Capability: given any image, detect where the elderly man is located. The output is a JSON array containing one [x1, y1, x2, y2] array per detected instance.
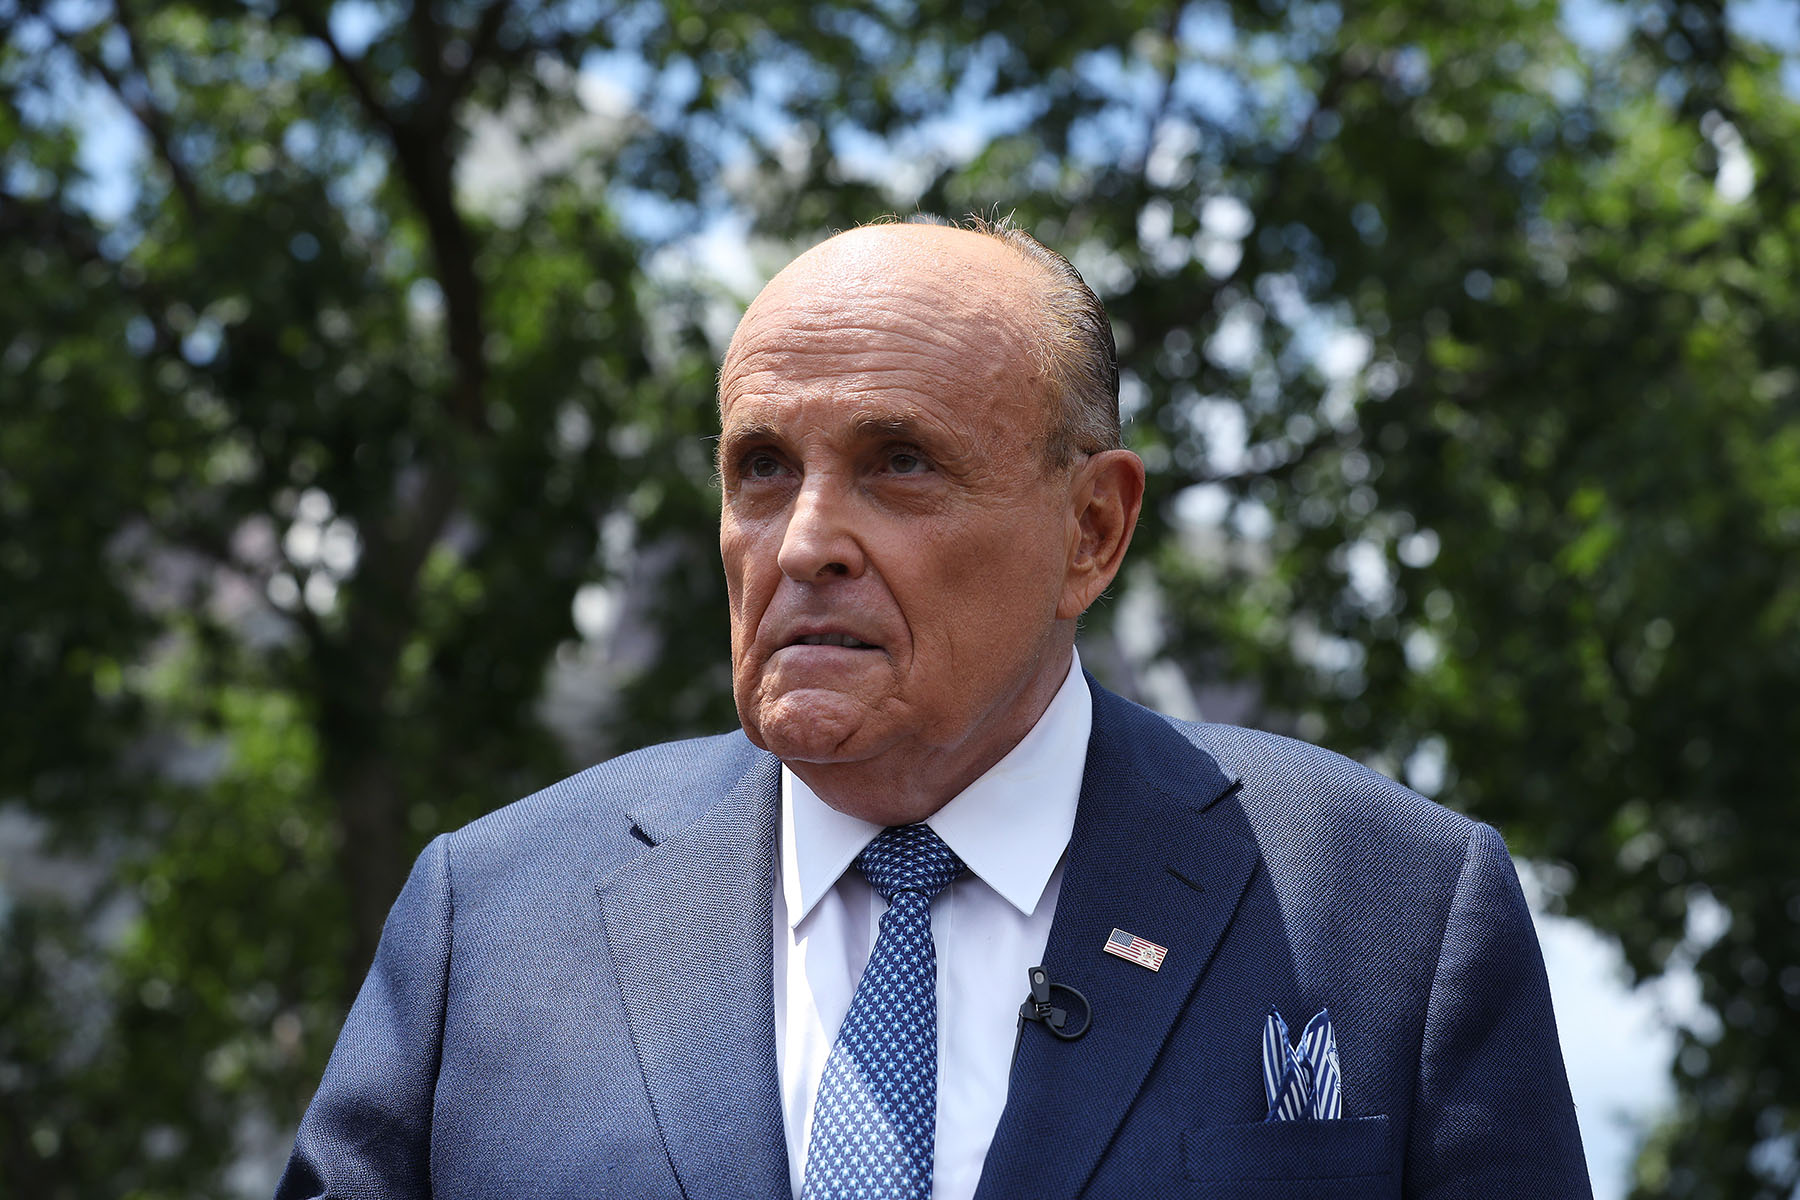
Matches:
[[279, 219, 1590, 1199]]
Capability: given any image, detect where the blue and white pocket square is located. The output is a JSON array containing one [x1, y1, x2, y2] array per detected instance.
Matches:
[[1262, 1006, 1343, 1121]]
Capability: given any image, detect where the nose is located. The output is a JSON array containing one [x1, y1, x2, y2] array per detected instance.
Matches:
[[776, 475, 865, 582]]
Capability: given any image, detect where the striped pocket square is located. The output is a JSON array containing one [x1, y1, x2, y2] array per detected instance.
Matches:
[[1262, 1007, 1343, 1121]]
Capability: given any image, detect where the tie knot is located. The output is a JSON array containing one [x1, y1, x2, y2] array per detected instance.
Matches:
[[856, 824, 964, 904]]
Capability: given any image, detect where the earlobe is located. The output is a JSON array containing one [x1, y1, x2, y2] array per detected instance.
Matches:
[[1057, 450, 1147, 620]]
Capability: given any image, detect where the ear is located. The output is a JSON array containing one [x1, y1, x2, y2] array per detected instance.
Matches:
[[1057, 449, 1146, 620]]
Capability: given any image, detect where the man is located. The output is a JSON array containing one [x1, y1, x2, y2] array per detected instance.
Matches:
[[279, 218, 1590, 1199]]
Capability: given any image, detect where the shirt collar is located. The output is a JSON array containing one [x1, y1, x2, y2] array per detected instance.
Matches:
[[780, 648, 1091, 926]]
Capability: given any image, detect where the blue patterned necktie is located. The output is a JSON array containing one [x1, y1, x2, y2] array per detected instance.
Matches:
[[802, 824, 965, 1200]]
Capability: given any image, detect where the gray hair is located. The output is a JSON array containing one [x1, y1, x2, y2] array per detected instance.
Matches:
[[904, 212, 1121, 467]]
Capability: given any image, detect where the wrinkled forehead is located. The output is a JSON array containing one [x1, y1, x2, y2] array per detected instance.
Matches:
[[720, 225, 1049, 405], [726, 286, 1001, 381]]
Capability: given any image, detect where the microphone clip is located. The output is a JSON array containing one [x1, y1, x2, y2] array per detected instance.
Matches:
[[1017, 964, 1092, 1042]]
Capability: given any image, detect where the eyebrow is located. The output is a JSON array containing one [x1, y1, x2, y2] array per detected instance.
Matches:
[[715, 419, 780, 468], [717, 411, 936, 458], [846, 412, 933, 444]]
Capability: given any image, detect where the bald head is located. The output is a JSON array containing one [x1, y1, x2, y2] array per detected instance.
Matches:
[[737, 221, 1031, 313], [722, 218, 1120, 468]]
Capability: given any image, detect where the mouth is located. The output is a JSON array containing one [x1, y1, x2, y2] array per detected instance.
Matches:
[[790, 633, 878, 649]]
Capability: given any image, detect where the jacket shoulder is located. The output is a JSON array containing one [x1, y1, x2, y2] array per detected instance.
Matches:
[[1168, 716, 1484, 876], [439, 729, 766, 891]]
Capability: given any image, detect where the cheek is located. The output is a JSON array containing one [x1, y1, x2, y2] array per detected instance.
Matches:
[[958, 511, 1065, 594], [719, 527, 765, 643], [908, 515, 1066, 653], [721, 513, 770, 582]]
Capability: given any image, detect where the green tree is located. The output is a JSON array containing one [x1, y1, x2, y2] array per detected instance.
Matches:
[[2, 1, 692, 1192], [1, 1, 1794, 1196]]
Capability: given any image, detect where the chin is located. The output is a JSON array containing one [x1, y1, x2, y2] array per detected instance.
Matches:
[[744, 687, 880, 764]]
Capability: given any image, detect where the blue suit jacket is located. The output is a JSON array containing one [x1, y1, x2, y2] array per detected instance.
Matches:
[[279, 680, 1590, 1198]]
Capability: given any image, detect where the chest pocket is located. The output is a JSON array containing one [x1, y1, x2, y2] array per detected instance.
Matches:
[[1182, 1114, 1393, 1199]]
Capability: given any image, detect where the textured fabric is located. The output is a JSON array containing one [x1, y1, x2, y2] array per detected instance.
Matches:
[[802, 826, 964, 1200], [276, 732, 788, 1200], [1263, 1007, 1343, 1121], [277, 677, 1589, 1200], [775, 650, 1088, 1200], [976, 687, 1590, 1200]]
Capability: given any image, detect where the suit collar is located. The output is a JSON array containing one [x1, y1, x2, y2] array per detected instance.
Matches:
[[975, 679, 1255, 1200], [597, 751, 791, 1199]]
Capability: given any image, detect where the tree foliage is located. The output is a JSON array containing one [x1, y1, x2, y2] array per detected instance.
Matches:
[[1, 0, 1795, 1196]]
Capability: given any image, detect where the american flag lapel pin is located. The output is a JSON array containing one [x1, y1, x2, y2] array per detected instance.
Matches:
[[1103, 927, 1168, 972]]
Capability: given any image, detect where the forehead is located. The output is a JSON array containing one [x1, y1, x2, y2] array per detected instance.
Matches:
[[719, 240, 1048, 440]]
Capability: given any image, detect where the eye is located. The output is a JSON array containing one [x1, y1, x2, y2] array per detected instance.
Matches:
[[885, 448, 929, 475], [743, 451, 786, 479]]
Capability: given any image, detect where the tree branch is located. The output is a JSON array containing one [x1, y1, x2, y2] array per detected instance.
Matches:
[[280, 0, 488, 436], [1130, 7, 1184, 180], [113, 6, 202, 218], [285, 3, 399, 144], [43, 1, 202, 217], [407, 0, 449, 122], [1158, 49, 1368, 333], [270, 16, 490, 944], [457, 0, 513, 91]]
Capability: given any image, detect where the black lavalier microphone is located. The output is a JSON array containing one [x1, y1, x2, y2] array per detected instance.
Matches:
[[1014, 964, 1092, 1060]]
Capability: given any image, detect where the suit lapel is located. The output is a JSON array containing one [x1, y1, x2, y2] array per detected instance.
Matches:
[[975, 685, 1257, 1200], [595, 753, 790, 1200]]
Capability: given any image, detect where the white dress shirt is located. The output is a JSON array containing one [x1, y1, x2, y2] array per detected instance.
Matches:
[[772, 649, 1091, 1200]]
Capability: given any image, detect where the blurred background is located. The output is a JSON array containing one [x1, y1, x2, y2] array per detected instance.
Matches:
[[2, 0, 1797, 1196]]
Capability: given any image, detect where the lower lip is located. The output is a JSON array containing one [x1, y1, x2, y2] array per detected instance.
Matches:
[[776, 642, 883, 658]]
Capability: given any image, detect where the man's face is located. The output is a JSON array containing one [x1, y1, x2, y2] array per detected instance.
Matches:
[[718, 228, 1081, 815]]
